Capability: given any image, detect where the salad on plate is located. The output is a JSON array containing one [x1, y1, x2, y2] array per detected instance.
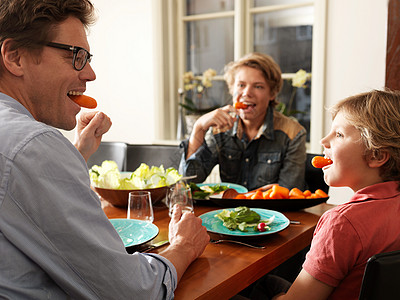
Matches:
[[215, 206, 275, 232], [189, 182, 229, 199], [189, 182, 248, 200]]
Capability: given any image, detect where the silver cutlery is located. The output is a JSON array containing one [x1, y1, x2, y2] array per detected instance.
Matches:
[[141, 240, 169, 252], [180, 175, 197, 181], [210, 239, 266, 249]]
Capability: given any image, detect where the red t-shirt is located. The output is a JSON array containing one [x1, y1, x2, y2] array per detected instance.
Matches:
[[303, 181, 400, 299]]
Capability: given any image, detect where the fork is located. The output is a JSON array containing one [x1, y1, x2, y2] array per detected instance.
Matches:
[[210, 239, 266, 249]]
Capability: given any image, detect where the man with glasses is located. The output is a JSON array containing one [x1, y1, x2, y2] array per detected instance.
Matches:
[[46, 42, 93, 71], [0, 1, 209, 299]]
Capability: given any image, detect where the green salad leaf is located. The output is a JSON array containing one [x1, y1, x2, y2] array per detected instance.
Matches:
[[189, 182, 229, 199], [215, 206, 274, 232], [89, 161, 182, 189]]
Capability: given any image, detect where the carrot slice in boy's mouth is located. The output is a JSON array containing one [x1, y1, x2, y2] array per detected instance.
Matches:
[[234, 102, 249, 109], [311, 156, 333, 168]]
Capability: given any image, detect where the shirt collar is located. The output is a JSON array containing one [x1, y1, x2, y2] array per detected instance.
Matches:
[[350, 181, 400, 203], [0, 92, 35, 120]]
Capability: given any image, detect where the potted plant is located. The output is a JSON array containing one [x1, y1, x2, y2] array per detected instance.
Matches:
[[179, 68, 219, 113], [276, 69, 311, 118], [178, 68, 219, 138]]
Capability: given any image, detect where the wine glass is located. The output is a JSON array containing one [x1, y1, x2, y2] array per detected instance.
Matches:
[[166, 182, 194, 217], [127, 191, 154, 223]]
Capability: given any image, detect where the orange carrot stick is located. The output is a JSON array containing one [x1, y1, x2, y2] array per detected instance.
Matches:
[[70, 95, 97, 109], [311, 156, 333, 168], [315, 189, 329, 198], [234, 102, 248, 109]]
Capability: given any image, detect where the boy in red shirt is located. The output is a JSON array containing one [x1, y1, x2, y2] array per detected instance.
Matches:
[[250, 90, 400, 300]]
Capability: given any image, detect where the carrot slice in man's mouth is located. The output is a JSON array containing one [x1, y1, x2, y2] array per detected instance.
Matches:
[[70, 95, 97, 109]]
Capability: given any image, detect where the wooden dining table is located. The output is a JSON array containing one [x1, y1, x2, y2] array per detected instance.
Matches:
[[102, 199, 333, 300]]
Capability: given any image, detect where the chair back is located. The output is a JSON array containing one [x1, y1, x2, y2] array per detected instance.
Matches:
[[126, 144, 182, 171], [305, 153, 329, 193], [87, 141, 128, 171], [359, 250, 400, 300]]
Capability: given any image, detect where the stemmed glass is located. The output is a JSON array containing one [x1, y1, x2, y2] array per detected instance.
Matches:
[[166, 182, 194, 217], [127, 191, 154, 223]]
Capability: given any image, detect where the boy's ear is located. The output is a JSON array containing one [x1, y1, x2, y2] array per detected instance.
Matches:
[[1, 39, 24, 77], [368, 150, 390, 168]]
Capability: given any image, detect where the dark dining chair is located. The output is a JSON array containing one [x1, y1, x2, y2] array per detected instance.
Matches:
[[87, 141, 128, 171], [358, 250, 400, 300], [305, 153, 329, 193], [126, 144, 182, 171]]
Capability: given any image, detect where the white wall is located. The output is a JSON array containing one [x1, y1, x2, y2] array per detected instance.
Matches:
[[63, 0, 389, 204], [62, 0, 157, 144], [324, 0, 388, 204]]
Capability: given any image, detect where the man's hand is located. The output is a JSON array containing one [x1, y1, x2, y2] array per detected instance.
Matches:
[[159, 205, 209, 281], [74, 111, 112, 162], [168, 205, 209, 260]]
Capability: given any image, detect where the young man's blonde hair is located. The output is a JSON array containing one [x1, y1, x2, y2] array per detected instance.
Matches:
[[330, 89, 400, 184], [223, 52, 283, 106]]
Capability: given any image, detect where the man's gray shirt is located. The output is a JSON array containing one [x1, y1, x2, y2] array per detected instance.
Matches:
[[0, 93, 177, 299]]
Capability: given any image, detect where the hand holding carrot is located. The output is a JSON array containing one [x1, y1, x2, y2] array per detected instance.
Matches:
[[73, 111, 112, 161]]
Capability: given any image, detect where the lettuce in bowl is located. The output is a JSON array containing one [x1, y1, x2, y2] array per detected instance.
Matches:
[[89, 161, 182, 190]]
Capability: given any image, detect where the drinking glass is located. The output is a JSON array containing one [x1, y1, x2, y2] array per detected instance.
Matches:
[[127, 191, 154, 223], [166, 183, 194, 217]]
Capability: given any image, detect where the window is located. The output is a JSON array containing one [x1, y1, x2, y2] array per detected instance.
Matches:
[[161, 0, 326, 151]]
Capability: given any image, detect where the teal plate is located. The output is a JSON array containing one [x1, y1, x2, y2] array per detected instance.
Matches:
[[193, 183, 248, 204], [199, 208, 290, 237], [197, 182, 248, 194], [110, 219, 159, 247]]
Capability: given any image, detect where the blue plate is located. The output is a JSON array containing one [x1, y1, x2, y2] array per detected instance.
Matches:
[[110, 219, 159, 247], [193, 183, 248, 203], [199, 208, 290, 237], [197, 182, 248, 194]]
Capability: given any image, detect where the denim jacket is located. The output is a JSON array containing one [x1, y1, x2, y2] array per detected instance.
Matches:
[[179, 106, 307, 191]]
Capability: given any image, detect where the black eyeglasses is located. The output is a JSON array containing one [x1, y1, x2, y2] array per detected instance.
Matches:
[[46, 42, 93, 71]]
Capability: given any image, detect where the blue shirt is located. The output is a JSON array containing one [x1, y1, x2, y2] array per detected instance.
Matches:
[[0, 93, 177, 299], [179, 106, 307, 191]]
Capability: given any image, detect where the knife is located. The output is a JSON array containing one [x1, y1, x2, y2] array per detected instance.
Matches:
[[141, 240, 170, 253]]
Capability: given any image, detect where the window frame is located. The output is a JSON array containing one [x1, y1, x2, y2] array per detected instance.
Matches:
[[160, 0, 326, 152]]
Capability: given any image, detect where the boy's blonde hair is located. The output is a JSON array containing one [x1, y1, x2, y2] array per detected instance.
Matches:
[[330, 89, 400, 183], [223, 52, 283, 106]]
